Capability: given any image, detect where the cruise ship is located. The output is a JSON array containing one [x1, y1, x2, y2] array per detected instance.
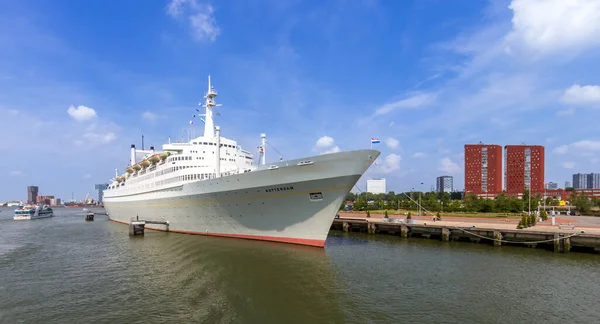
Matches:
[[103, 76, 380, 247]]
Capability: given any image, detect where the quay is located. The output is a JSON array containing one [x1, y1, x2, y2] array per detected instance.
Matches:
[[331, 217, 600, 253]]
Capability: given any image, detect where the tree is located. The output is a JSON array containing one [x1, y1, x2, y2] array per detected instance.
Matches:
[[366, 210, 371, 218], [495, 192, 508, 213], [384, 210, 389, 218], [407, 211, 412, 219], [540, 210, 548, 221]]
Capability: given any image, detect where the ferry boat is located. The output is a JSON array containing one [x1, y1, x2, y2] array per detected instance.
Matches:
[[103, 76, 380, 247], [13, 205, 54, 220]]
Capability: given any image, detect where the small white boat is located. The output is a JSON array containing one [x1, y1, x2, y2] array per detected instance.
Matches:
[[13, 205, 54, 220]]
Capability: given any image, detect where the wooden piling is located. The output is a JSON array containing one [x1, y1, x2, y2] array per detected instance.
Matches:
[[343, 221, 350, 232], [493, 231, 502, 247], [441, 228, 450, 241], [367, 223, 377, 234], [400, 224, 408, 238]]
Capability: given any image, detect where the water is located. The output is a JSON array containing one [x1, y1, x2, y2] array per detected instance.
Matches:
[[1, 207, 599, 324]]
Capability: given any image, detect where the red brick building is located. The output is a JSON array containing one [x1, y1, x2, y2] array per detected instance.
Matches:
[[504, 145, 544, 194], [464, 143, 503, 195]]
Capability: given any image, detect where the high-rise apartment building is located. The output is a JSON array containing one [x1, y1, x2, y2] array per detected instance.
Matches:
[[588, 173, 600, 189], [436, 176, 453, 193], [504, 145, 544, 194], [573, 173, 587, 189], [27, 186, 38, 204], [572, 173, 600, 189], [464, 143, 503, 195]]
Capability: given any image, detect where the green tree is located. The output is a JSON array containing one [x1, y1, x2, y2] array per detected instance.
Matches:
[[540, 210, 548, 221], [495, 192, 508, 213], [384, 210, 389, 218]]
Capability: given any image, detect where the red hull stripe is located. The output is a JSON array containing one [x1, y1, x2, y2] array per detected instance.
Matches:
[[109, 218, 326, 247]]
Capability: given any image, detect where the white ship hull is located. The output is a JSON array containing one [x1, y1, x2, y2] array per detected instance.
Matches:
[[104, 150, 379, 247]]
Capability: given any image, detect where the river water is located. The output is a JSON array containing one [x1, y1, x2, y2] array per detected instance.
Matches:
[[1, 207, 599, 324]]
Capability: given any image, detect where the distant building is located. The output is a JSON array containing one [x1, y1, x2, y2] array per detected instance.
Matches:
[[27, 186, 38, 204], [436, 176, 453, 193], [504, 145, 545, 194], [588, 173, 600, 189], [545, 182, 558, 190], [366, 178, 386, 194], [464, 143, 503, 195], [572, 173, 600, 189], [95, 184, 108, 205], [37, 195, 55, 205], [573, 173, 588, 189], [565, 181, 572, 189]]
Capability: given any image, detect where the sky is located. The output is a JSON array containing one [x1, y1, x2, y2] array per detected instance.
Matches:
[[1, 0, 600, 201]]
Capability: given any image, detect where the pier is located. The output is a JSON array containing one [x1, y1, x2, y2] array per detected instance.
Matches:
[[331, 217, 600, 253], [129, 216, 170, 236]]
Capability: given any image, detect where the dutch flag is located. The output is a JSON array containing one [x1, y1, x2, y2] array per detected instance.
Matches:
[[371, 138, 380, 144]]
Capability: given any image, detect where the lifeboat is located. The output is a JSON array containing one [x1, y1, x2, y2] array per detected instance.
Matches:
[[149, 155, 160, 163], [133, 164, 142, 171], [141, 160, 151, 168], [116, 176, 124, 183], [125, 166, 134, 173], [159, 152, 171, 160]]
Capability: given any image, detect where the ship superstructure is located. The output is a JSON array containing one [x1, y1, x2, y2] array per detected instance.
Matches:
[[103, 76, 379, 247]]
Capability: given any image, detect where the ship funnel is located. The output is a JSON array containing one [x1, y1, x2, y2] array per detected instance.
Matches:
[[130, 144, 136, 166], [150, 146, 155, 154]]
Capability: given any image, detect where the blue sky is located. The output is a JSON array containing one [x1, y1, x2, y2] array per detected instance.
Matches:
[[2, 0, 600, 201]]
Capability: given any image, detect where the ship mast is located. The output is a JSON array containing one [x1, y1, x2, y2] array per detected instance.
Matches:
[[201, 75, 221, 138]]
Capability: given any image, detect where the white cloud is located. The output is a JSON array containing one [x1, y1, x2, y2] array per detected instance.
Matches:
[[385, 137, 400, 150], [67, 105, 97, 121], [375, 153, 401, 173], [142, 111, 160, 120], [556, 106, 575, 116], [412, 152, 426, 158], [553, 145, 569, 154], [7, 109, 19, 116], [9, 171, 24, 176], [83, 174, 91, 179], [315, 136, 335, 148], [81, 132, 117, 144], [320, 146, 341, 154], [561, 84, 600, 106], [506, 0, 600, 55], [562, 161, 576, 169], [438, 157, 461, 174], [553, 140, 600, 155], [571, 140, 600, 151], [166, 0, 220, 42], [374, 93, 436, 116]]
